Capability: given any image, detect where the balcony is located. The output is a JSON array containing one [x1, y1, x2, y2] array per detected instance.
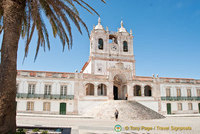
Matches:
[[161, 96, 200, 101], [16, 93, 74, 100]]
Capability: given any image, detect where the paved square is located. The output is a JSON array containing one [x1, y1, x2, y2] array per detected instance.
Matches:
[[17, 114, 200, 134]]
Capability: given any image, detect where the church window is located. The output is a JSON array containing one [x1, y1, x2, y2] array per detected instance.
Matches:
[[109, 35, 118, 44], [123, 41, 128, 52], [98, 38, 103, 50]]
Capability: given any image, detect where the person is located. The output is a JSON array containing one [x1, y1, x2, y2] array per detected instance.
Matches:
[[125, 93, 128, 100], [114, 109, 119, 121]]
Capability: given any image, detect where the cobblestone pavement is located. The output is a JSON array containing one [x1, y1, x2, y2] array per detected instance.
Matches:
[[17, 114, 200, 134]]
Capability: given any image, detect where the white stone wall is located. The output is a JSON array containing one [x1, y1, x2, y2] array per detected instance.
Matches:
[[16, 99, 74, 114], [137, 101, 159, 112], [78, 101, 106, 114], [17, 77, 75, 95], [160, 84, 200, 97], [161, 101, 199, 114], [83, 61, 92, 74], [16, 76, 75, 114]]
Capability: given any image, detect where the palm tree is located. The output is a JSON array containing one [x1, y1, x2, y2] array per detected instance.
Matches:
[[0, 0, 105, 133]]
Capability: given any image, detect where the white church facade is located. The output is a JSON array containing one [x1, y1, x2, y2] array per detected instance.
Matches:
[[16, 18, 200, 117]]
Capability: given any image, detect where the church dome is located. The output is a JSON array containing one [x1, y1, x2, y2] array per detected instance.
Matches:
[[95, 17, 104, 30], [118, 20, 127, 33]]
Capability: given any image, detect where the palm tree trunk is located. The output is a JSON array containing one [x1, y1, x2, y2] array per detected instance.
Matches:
[[0, 0, 25, 133]]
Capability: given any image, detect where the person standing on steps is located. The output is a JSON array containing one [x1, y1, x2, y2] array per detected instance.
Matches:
[[125, 93, 128, 100], [115, 109, 119, 121]]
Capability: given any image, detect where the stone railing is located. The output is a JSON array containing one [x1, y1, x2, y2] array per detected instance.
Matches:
[[160, 78, 200, 84], [18, 70, 75, 79], [161, 96, 200, 101], [16, 93, 74, 100], [134, 76, 153, 82]]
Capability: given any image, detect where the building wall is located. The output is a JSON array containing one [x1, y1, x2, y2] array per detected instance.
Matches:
[[161, 101, 199, 114], [17, 99, 74, 114], [160, 82, 200, 115]]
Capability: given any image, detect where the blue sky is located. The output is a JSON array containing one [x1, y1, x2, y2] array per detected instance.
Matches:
[[1, 0, 200, 79]]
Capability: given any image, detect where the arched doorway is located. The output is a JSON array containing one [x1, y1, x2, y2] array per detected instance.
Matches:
[[113, 86, 118, 100], [134, 85, 141, 96], [113, 74, 127, 100], [85, 83, 94, 96], [144, 85, 152, 96], [97, 84, 107, 96]]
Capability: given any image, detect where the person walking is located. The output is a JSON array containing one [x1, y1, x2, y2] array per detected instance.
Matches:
[[114, 109, 119, 121]]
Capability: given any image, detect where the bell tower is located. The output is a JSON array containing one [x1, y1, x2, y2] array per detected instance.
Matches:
[[82, 18, 135, 77], [90, 18, 109, 56]]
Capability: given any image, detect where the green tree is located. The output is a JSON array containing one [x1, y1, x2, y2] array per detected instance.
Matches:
[[0, 0, 105, 133]]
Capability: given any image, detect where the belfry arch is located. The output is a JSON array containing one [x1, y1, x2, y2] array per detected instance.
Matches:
[[113, 74, 127, 100]]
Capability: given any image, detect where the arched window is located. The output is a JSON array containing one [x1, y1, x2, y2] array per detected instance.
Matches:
[[134, 85, 141, 96], [123, 41, 128, 52], [144, 85, 152, 96], [86, 83, 94, 95], [98, 38, 103, 50], [97, 84, 107, 96]]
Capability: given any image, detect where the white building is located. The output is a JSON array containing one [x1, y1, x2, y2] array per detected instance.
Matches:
[[16, 18, 200, 117]]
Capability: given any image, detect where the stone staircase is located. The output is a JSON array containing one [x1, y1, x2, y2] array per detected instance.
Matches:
[[83, 100, 165, 120]]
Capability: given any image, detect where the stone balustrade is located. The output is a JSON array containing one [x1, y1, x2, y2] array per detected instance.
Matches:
[[16, 93, 74, 100]]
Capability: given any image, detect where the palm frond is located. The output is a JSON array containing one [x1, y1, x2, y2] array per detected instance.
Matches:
[[60, 2, 90, 37], [20, 0, 105, 60], [47, 0, 73, 47], [0, 19, 3, 35], [26, 1, 32, 40], [23, 1, 35, 61], [39, 0, 70, 50], [101, 0, 106, 3], [21, 11, 28, 38], [35, 36, 41, 61], [64, 0, 79, 15], [30, 0, 51, 61], [24, 22, 35, 59], [79, 0, 100, 15]]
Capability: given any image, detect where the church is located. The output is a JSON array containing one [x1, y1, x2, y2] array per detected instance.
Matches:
[[16, 18, 200, 118]]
